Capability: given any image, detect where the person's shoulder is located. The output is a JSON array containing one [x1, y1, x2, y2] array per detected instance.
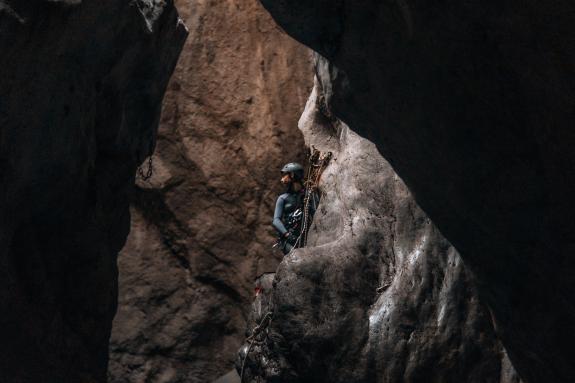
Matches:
[[277, 193, 289, 201]]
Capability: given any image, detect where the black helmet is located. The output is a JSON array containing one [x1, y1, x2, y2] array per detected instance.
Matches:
[[281, 162, 304, 181]]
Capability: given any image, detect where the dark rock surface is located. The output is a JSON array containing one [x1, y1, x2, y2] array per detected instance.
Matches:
[[108, 1, 312, 381], [238, 80, 523, 383], [258, 2, 575, 382], [0, 1, 186, 381]]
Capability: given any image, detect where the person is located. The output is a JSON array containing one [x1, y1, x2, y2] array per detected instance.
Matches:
[[272, 162, 317, 254]]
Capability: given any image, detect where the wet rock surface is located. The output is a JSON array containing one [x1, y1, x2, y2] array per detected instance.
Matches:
[[108, 1, 312, 382], [0, 1, 186, 382], [258, 2, 575, 382], [238, 80, 523, 383]]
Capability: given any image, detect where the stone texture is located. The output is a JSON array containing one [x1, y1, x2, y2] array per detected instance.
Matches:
[[258, 2, 575, 382], [0, 1, 186, 382], [108, 1, 312, 382], [238, 79, 523, 383]]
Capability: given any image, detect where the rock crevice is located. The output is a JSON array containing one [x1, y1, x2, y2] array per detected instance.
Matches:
[[108, 1, 313, 381]]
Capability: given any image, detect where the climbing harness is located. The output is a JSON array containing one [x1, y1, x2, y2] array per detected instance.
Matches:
[[137, 155, 154, 180], [286, 208, 303, 230], [292, 147, 332, 250], [240, 311, 274, 383]]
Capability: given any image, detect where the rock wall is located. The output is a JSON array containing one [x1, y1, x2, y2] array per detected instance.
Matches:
[[108, 1, 312, 382], [238, 77, 522, 383], [0, 1, 186, 382], [258, 2, 575, 382]]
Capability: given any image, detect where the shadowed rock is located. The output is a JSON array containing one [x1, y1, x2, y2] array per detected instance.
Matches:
[[237, 79, 522, 383], [257, 2, 575, 382], [0, 1, 186, 381]]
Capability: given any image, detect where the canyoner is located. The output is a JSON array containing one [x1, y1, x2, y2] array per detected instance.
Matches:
[[272, 148, 331, 255]]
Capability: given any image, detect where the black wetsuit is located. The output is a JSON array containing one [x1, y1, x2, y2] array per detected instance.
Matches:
[[273, 188, 318, 254]]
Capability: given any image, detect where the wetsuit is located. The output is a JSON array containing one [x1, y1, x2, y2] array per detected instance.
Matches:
[[273, 188, 318, 254]]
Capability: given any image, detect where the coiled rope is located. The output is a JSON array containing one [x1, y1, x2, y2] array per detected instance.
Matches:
[[240, 311, 274, 383]]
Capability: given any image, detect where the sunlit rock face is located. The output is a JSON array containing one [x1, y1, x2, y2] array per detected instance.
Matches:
[[238, 78, 522, 383], [108, 1, 312, 381], [258, 2, 575, 382], [0, 1, 186, 382]]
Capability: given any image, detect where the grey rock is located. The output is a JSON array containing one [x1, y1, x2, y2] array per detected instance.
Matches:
[[258, 2, 575, 382], [0, 1, 186, 381], [238, 80, 521, 383]]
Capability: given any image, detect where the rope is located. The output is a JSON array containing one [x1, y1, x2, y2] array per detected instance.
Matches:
[[292, 147, 332, 250], [137, 155, 154, 180], [240, 151, 331, 379], [240, 311, 273, 383]]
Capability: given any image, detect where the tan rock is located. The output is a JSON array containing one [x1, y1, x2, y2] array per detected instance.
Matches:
[[108, 1, 312, 382]]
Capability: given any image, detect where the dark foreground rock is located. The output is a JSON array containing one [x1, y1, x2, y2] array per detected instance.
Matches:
[[258, 2, 575, 382], [0, 1, 186, 381], [108, 1, 312, 381], [237, 79, 522, 383]]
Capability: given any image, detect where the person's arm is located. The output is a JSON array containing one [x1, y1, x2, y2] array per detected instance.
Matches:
[[272, 195, 289, 236]]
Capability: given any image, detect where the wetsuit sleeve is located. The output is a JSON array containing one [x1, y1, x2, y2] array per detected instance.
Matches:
[[272, 195, 288, 236]]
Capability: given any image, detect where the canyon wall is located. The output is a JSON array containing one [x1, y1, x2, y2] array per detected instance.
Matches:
[[238, 78, 522, 383], [258, 2, 575, 382], [0, 1, 186, 382], [108, 1, 312, 382]]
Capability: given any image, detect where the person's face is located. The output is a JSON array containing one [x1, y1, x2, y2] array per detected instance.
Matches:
[[281, 172, 292, 185]]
